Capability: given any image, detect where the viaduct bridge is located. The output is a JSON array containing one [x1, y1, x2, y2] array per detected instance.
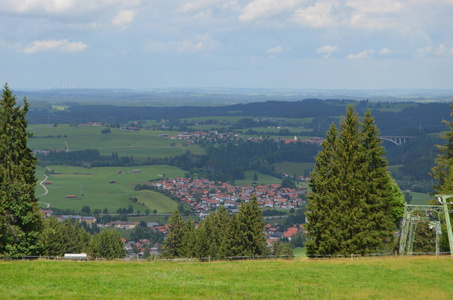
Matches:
[[380, 136, 416, 146]]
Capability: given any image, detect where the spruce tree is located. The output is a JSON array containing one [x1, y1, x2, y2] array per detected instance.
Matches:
[[237, 195, 266, 257], [0, 84, 43, 257], [306, 105, 399, 256], [161, 210, 186, 258], [222, 213, 242, 257], [432, 102, 453, 193], [305, 123, 342, 255], [180, 219, 196, 258], [89, 229, 126, 259], [194, 220, 210, 259], [431, 102, 453, 252]]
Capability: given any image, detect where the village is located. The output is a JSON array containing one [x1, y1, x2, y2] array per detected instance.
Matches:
[[150, 177, 308, 216], [40, 176, 308, 259]]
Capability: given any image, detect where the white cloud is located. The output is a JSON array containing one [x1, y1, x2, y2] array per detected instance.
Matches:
[[23, 39, 88, 54], [180, 0, 220, 12], [0, 0, 133, 15], [346, 0, 405, 13], [145, 34, 219, 53], [347, 49, 375, 59], [415, 44, 453, 56], [112, 10, 135, 27], [267, 46, 283, 54], [292, 2, 340, 28], [378, 48, 392, 55], [317, 45, 338, 53], [239, 0, 303, 23]]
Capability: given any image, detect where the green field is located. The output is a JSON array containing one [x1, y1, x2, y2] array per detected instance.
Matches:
[[235, 170, 281, 186], [28, 124, 204, 159], [36, 165, 186, 213], [274, 161, 315, 177], [0, 257, 452, 299], [408, 192, 432, 205]]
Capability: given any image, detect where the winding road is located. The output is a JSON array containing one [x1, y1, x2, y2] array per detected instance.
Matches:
[[37, 174, 51, 208]]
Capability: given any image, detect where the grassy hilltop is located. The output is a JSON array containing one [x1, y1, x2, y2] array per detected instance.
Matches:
[[0, 257, 452, 299]]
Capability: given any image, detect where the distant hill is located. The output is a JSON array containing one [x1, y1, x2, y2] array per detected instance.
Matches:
[[14, 87, 453, 106]]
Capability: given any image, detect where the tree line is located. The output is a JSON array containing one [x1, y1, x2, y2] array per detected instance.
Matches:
[[161, 196, 292, 259], [40, 217, 125, 259]]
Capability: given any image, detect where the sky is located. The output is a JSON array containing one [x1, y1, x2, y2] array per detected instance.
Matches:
[[0, 0, 452, 90]]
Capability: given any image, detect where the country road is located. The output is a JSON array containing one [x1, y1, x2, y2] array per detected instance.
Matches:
[[37, 174, 50, 208]]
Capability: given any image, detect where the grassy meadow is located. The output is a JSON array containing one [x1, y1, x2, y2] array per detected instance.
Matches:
[[0, 257, 452, 299], [28, 124, 205, 159], [36, 165, 186, 213]]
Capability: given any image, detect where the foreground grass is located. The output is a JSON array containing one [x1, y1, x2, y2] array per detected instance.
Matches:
[[0, 257, 452, 299]]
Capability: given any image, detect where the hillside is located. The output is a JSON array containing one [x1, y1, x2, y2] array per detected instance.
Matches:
[[1, 257, 452, 299]]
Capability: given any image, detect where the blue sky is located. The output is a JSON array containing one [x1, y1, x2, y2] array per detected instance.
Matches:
[[1, 0, 452, 90]]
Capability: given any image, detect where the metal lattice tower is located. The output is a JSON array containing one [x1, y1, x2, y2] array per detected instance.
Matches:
[[399, 195, 453, 256]]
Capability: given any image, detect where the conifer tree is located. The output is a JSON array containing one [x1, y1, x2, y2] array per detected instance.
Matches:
[[161, 210, 186, 258], [222, 213, 242, 257], [194, 220, 210, 259], [213, 206, 229, 257], [180, 219, 196, 258], [203, 206, 229, 258], [431, 102, 453, 251], [89, 229, 126, 259], [432, 102, 453, 193], [0, 84, 43, 257], [306, 105, 400, 256], [40, 217, 91, 256], [305, 123, 342, 255], [236, 195, 266, 257]]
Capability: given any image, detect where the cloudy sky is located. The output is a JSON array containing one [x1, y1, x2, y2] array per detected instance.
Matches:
[[1, 0, 452, 90]]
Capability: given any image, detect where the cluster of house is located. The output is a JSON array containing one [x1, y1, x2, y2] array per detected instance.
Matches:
[[150, 177, 307, 216], [39, 210, 98, 225], [265, 224, 305, 247], [157, 130, 323, 146], [123, 238, 160, 257], [158, 131, 241, 144]]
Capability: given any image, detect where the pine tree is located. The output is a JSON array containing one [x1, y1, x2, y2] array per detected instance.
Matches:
[[236, 195, 266, 257], [0, 84, 43, 257], [161, 210, 186, 258], [273, 240, 294, 258], [180, 219, 196, 258], [194, 220, 210, 259], [306, 105, 399, 256], [431, 102, 453, 252], [222, 213, 242, 257], [432, 102, 453, 193], [89, 229, 125, 259], [305, 123, 342, 255]]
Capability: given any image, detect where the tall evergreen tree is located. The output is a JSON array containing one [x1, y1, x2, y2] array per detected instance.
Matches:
[[432, 102, 453, 193], [180, 219, 196, 258], [161, 210, 186, 258], [236, 195, 266, 257], [306, 105, 399, 256], [194, 220, 210, 259], [431, 102, 453, 252], [222, 213, 243, 257], [0, 84, 43, 257], [89, 229, 125, 259], [40, 217, 91, 256]]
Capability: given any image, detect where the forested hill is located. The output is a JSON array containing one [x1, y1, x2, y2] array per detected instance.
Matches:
[[28, 99, 451, 135]]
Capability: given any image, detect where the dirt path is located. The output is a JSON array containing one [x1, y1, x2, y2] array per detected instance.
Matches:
[[37, 174, 50, 208]]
